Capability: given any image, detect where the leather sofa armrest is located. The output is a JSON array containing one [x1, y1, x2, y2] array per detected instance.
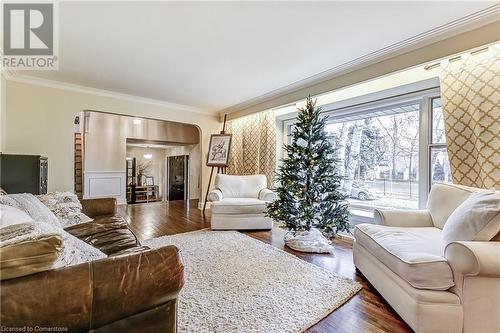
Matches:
[[445, 241, 500, 277], [208, 189, 223, 202], [259, 188, 277, 202], [1, 260, 94, 331], [91, 245, 184, 327], [81, 198, 117, 218], [0, 246, 184, 331], [373, 209, 434, 227]]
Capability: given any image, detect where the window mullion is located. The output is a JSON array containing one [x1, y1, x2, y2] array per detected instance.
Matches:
[[419, 97, 431, 209]]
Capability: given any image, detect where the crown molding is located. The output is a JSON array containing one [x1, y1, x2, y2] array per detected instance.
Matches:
[[220, 4, 500, 117], [4, 74, 213, 116]]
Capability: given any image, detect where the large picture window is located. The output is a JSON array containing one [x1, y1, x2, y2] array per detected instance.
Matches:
[[282, 84, 449, 226], [325, 105, 420, 210]]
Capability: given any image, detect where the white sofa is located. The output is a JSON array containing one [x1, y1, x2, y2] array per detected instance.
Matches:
[[208, 174, 276, 230], [353, 183, 500, 333]]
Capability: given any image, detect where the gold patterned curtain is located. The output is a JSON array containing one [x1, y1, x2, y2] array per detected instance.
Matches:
[[439, 45, 500, 190], [226, 110, 276, 187]]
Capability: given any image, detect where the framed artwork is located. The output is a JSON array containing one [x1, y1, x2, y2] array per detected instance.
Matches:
[[145, 176, 154, 186], [206, 134, 232, 166]]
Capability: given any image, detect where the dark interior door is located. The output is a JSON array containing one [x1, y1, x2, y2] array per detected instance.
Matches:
[[168, 155, 187, 201]]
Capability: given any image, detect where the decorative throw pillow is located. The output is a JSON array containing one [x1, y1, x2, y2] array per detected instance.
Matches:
[[37, 192, 92, 228], [0, 193, 61, 229], [442, 191, 500, 246], [0, 204, 34, 227], [53, 227, 106, 268], [0, 222, 63, 280], [0, 220, 106, 280]]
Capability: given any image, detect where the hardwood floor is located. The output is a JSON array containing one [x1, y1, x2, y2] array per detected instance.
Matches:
[[118, 199, 413, 333]]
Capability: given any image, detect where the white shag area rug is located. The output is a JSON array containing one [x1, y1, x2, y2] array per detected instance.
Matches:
[[144, 230, 361, 333]]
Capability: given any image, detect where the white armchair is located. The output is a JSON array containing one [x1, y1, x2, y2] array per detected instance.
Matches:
[[208, 174, 276, 230], [353, 183, 500, 333]]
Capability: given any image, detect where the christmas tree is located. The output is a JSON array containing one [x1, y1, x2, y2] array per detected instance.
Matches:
[[267, 97, 350, 237]]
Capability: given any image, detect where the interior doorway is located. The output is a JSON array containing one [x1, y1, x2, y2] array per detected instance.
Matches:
[[126, 145, 163, 204], [126, 139, 200, 204], [166, 155, 189, 201], [80, 111, 202, 204]]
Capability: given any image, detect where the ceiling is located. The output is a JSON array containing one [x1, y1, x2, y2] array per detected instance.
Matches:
[[19, 1, 498, 114]]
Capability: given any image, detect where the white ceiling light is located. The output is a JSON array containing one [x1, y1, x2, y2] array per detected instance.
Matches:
[[143, 146, 152, 159], [133, 118, 142, 125]]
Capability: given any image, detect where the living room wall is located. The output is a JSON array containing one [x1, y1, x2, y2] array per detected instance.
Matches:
[[0, 74, 6, 151], [2, 79, 220, 200]]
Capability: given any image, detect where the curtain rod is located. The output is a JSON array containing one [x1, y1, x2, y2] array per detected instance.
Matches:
[[424, 46, 491, 71]]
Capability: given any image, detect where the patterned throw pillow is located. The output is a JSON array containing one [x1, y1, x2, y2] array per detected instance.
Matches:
[[36, 192, 92, 228]]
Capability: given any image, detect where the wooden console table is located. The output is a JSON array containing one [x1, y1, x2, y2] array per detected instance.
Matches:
[[127, 185, 160, 203]]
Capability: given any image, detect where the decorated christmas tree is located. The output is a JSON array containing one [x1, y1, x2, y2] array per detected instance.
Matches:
[[267, 97, 350, 246]]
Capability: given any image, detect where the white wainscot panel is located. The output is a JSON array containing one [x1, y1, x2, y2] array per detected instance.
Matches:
[[84, 171, 126, 204]]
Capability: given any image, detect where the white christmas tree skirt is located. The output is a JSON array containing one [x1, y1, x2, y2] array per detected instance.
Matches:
[[284, 228, 335, 254]]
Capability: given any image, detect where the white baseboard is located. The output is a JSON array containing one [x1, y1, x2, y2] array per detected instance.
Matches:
[[198, 201, 211, 210], [116, 198, 127, 205]]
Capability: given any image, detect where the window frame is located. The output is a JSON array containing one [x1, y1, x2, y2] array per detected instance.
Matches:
[[280, 80, 442, 219], [427, 96, 450, 190]]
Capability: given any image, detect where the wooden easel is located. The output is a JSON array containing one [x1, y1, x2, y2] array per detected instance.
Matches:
[[203, 114, 228, 215]]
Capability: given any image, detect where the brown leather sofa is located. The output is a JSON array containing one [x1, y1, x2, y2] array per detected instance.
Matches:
[[1, 198, 184, 333]]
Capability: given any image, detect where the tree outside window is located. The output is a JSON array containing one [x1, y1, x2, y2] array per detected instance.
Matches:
[[325, 105, 421, 210]]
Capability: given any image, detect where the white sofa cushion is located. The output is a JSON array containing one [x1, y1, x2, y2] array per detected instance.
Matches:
[[215, 174, 267, 198], [427, 183, 475, 229], [211, 198, 267, 215], [354, 224, 454, 290], [442, 191, 500, 246]]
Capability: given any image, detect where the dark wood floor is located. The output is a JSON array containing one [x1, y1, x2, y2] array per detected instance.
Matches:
[[118, 200, 413, 333]]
